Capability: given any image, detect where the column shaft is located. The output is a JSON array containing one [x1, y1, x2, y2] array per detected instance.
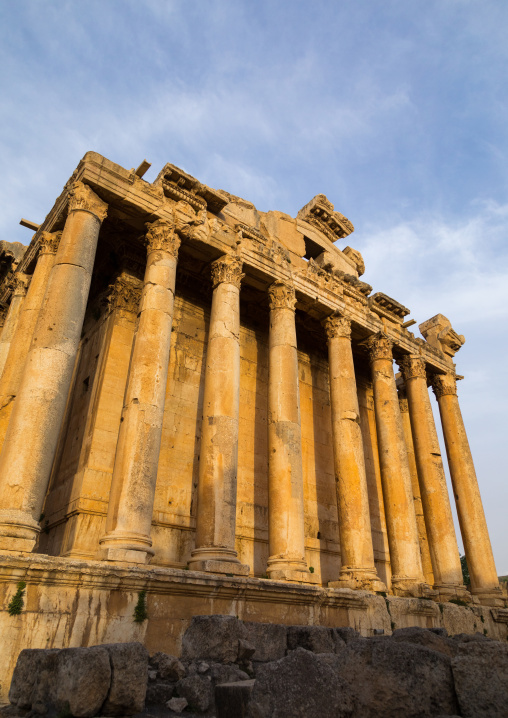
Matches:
[[0, 275, 28, 378], [432, 373, 502, 604], [0, 182, 107, 552], [99, 219, 179, 564], [324, 313, 384, 591], [0, 232, 61, 452], [266, 281, 309, 581], [365, 333, 425, 595], [397, 386, 435, 586], [188, 255, 249, 575], [399, 357, 464, 596]]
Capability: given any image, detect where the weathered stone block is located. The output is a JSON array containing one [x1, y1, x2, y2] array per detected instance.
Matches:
[[150, 652, 186, 681], [181, 615, 247, 663], [286, 625, 335, 654], [54, 646, 111, 718], [243, 622, 287, 662], [175, 674, 213, 713], [451, 641, 508, 718], [391, 626, 458, 657], [101, 642, 149, 716], [215, 679, 255, 718], [8, 649, 59, 710]]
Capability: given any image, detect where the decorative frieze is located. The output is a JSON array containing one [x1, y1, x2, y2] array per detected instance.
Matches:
[[68, 181, 108, 223], [211, 255, 244, 290], [268, 281, 296, 311], [145, 219, 180, 257], [323, 313, 351, 340]]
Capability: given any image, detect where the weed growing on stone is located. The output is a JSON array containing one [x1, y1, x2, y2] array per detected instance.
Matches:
[[133, 590, 148, 623], [8, 581, 26, 616], [449, 598, 469, 608]]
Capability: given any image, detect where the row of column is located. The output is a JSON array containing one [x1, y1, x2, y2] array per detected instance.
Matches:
[[0, 184, 501, 604]]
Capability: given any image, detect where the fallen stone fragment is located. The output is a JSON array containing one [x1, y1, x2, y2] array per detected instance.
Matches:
[[54, 646, 111, 718], [243, 622, 287, 662], [451, 641, 508, 718], [215, 679, 255, 718], [286, 625, 334, 654], [182, 615, 248, 663], [101, 642, 149, 716], [150, 652, 186, 681], [176, 674, 213, 712], [166, 696, 188, 713], [8, 649, 59, 710]]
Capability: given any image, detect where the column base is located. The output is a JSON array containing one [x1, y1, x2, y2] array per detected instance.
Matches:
[[391, 576, 435, 598], [471, 587, 505, 608], [98, 531, 154, 564], [433, 583, 471, 603], [328, 566, 386, 592], [0, 512, 40, 553], [188, 547, 250, 576], [266, 556, 318, 583]]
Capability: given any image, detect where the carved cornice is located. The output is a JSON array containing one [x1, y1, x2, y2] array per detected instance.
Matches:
[[68, 181, 108, 223], [323, 313, 351, 340], [297, 194, 354, 241], [268, 281, 296, 311], [368, 292, 410, 324], [145, 219, 180, 257], [38, 231, 62, 256], [342, 246, 365, 276], [211, 255, 244, 290], [430, 373, 457, 398], [398, 355, 427, 382], [363, 332, 393, 363], [154, 163, 228, 214], [106, 275, 142, 314], [419, 314, 465, 358]]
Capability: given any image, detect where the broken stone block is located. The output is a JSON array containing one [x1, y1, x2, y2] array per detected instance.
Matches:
[[181, 615, 247, 663], [101, 642, 149, 716], [451, 641, 508, 718], [286, 625, 335, 654]]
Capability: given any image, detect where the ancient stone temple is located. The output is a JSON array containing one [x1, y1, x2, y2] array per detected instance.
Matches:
[[0, 152, 506, 699]]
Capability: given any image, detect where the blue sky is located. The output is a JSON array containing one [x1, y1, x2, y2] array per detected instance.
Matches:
[[1, 0, 507, 573]]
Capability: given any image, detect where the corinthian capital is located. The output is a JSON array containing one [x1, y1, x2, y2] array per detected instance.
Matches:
[[145, 219, 180, 257], [38, 231, 62, 256], [268, 281, 296, 311], [68, 181, 108, 222], [211, 255, 244, 290], [364, 332, 393, 363], [322, 312, 351, 340], [430, 373, 457, 398], [11, 273, 29, 296], [107, 274, 142, 314], [398, 355, 427, 382]]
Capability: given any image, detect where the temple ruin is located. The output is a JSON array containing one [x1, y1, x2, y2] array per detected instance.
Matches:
[[0, 152, 506, 699]]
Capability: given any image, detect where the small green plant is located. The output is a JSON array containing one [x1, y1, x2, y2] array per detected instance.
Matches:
[[460, 554, 470, 586], [480, 614, 485, 623], [309, 566, 315, 574], [260, 573, 269, 579], [133, 590, 148, 623], [483, 628, 488, 636], [8, 581, 26, 616], [391, 621, 396, 631], [376, 591, 387, 597], [384, 598, 391, 615], [449, 598, 469, 608], [438, 603, 444, 615]]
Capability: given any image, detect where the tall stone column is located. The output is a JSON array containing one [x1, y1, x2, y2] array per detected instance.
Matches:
[[188, 255, 249, 575], [266, 281, 309, 582], [0, 232, 61, 452], [323, 313, 385, 591], [0, 274, 28, 378], [99, 219, 180, 564], [0, 182, 107, 553], [397, 385, 435, 586], [431, 373, 503, 605], [365, 333, 425, 595], [399, 356, 464, 597]]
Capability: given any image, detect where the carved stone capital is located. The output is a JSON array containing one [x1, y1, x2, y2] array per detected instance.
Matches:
[[364, 332, 393, 363], [431, 373, 457, 398], [107, 275, 142, 314], [68, 181, 108, 222], [323, 313, 351, 340], [398, 355, 427, 382], [268, 281, 296, 311], [11, 273, 29, 297], [38, 231, 62, 256], [145, 219, 180, 257], [211, 255, 244, 290], [398, 389, 409, 413]]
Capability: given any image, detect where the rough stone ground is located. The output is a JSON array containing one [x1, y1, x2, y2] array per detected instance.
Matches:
[[1, 615, 508, 718]]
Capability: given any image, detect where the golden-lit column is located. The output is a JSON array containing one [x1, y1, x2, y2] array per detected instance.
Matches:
[[0, 182, 107, 553], [0, 274, 29, 378], [99, 219, 180, 564], [266, 280, 309, 582], [365, 333, 425, 596], [323, 313, 385, 591], [397, 384, 435, 586], [399, 356, 464, 598], [431, 373, 503, 605], [0, 232, 61, 452], [188, 255, 249, 576]]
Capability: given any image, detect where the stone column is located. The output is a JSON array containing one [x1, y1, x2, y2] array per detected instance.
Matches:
[[0, 182, 107, 552], [0, 232, 61, 452], [99, 219, 180, 564], [0, 274, 28, 378], [323, 313, 385, 591], [188, 255, 249, 575], [397, 384, 435, 586], [431, 373, 503, 605], [365, 333, 425, 595], [266, 281, 309, 582], [399, 356, 464, 597]]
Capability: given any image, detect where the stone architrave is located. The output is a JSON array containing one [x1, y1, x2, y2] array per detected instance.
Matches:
[[0, 274, 29, 379], [0, 232, 61, 452], [188, 254, 249, 575], [99, 218, 180, 564], [323, 313, 385, 591], [398, 356, 464, 597], [364, 333, 425, 596], [431, 373, 503, 605], [397, 385, 435, 586], [0, 182, 107, 553], [266, 281, 310, 582]]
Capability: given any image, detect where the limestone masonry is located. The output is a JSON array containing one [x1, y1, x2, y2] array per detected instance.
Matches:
[[0, 152, 506, 701]]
